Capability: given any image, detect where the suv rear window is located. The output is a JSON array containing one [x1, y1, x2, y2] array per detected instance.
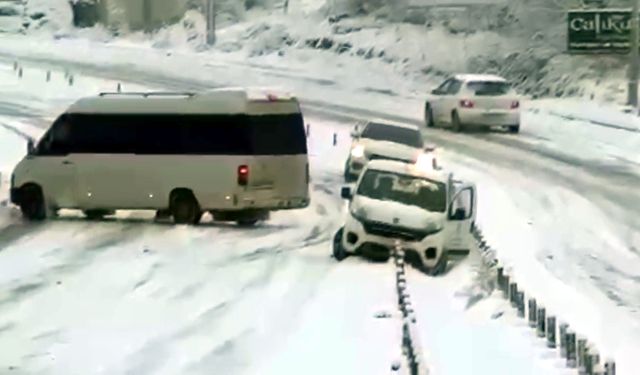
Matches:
[[361, 123, 423, 148], [467, 81, 511, 96]]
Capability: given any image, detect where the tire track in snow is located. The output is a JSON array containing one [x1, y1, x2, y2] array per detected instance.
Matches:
[[0, 222, 145, 309], [108, 180, 341, 374]]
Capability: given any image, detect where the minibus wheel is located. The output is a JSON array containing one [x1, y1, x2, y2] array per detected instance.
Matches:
[[20, 184, 46, 221], [170, 190, 201, 225]]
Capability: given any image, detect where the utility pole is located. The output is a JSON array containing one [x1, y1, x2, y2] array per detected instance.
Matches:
[[628, 0, 640, 107], [143, 0, 152, 33], [206, 0, 216, 45]]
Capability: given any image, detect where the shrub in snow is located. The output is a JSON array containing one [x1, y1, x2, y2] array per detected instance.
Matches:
[[0, 4, 21, 17], [244, 23, 294, 56]]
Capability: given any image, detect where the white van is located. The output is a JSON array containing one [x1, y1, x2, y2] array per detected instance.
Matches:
[[333, 159, 476, 275], [10, 89, 310, 225]]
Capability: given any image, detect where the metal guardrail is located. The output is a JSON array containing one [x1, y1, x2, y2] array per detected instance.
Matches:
[[471, 226, 617, 375], [392, 241, 429, 375]]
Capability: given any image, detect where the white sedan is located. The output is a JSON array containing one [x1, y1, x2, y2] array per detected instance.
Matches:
[[424, 74, 521, 133]]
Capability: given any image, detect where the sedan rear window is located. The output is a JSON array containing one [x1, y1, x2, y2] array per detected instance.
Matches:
[[467, 81, 511, 96], [361, 123, 423, 148]]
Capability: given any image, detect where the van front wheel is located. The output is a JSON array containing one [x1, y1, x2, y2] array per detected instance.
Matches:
[[20, 185, 46, 221]]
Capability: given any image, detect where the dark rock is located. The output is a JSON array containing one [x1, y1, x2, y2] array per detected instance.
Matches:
[[328, 14, 349, 24], [336, 42, 352, 54], [30, 12, 46, 21], [0, 5, 20, 17]]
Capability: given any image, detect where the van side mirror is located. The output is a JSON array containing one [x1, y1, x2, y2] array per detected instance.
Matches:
[[350, 128, 360, 138], [27, 139, 35, 155], [341, 187, 352, 200], [450, 207, 467, 221], [431, 89, 441, 95]]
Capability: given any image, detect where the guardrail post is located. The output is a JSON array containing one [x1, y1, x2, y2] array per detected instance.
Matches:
[[68, 75, 74, 86], [516, 291, 525, 318], [333, 133, 337, 146], [306, 123, 310, 137], [546, 316, 556, 348], [18, 67, 23, 78], [502, 274, 510, 298], [559, 323, 569, 358], [577, 337, 587, 373], [536, 307, 546, 338], [509, 282, 518, 307], [604, 360, 616, 375], [46, 70, 51, 82], [496, 266, 504, 289], [586, 347, 600, 375], [13, 61, 18, 71], [117, 83, 122, 93], [528, 298, 537, 328], [566, 331, 577, 368]]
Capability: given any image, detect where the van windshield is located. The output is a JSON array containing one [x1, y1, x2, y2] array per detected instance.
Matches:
[[356, 169, 447, 212]]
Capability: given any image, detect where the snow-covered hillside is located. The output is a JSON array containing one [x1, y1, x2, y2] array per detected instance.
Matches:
[[0, 0, 632, 103]]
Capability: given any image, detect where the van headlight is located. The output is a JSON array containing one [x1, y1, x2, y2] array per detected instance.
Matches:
[[424, 222, 444, 236], [351, 145, 365, 158], [350, 207, 367, 222]]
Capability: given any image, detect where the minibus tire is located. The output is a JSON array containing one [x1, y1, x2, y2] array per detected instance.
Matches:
[[171, 191, 201, 225], [20, 185, 46, 221]]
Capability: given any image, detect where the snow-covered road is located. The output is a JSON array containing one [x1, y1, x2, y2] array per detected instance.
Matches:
[[0, 63, 584, 374], [0, 66, 408, 374]]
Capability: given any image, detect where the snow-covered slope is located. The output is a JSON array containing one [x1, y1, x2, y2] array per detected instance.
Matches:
[[1, 0, 632, 103]]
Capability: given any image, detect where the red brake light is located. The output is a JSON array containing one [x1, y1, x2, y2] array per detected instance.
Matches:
[[511, 100, 520, 109], [460, 99, 474, 108], [238, 165, 249, 186]]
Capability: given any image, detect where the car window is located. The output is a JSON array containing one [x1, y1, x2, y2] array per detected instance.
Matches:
[[447, 80, 463, 95], [434, 79, 453, 94], [467, 81, 511, 96], [361, 123, 423, 148]]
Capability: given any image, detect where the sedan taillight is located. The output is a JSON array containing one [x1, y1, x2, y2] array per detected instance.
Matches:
[[459, 99, 474, 108]]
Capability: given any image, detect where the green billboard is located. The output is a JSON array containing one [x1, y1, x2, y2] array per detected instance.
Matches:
[[568, 9, 637, 54]]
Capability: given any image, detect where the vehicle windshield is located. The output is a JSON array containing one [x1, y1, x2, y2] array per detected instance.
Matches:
[[356, 169, 447, 213], [467, 81, 511, 96], [360, 122, 423, 148]]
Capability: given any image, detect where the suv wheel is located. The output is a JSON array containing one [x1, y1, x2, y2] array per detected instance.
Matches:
[[452, 111, 463, 132], [424, 251, 449, 276]]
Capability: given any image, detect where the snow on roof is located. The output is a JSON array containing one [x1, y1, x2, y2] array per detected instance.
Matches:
[[67, 88, 300, 115], [454, 74, 507, 82], [366, 159, 448, 181]]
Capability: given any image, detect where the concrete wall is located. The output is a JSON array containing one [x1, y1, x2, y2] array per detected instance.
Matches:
[[101, 0, 187, 31]]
